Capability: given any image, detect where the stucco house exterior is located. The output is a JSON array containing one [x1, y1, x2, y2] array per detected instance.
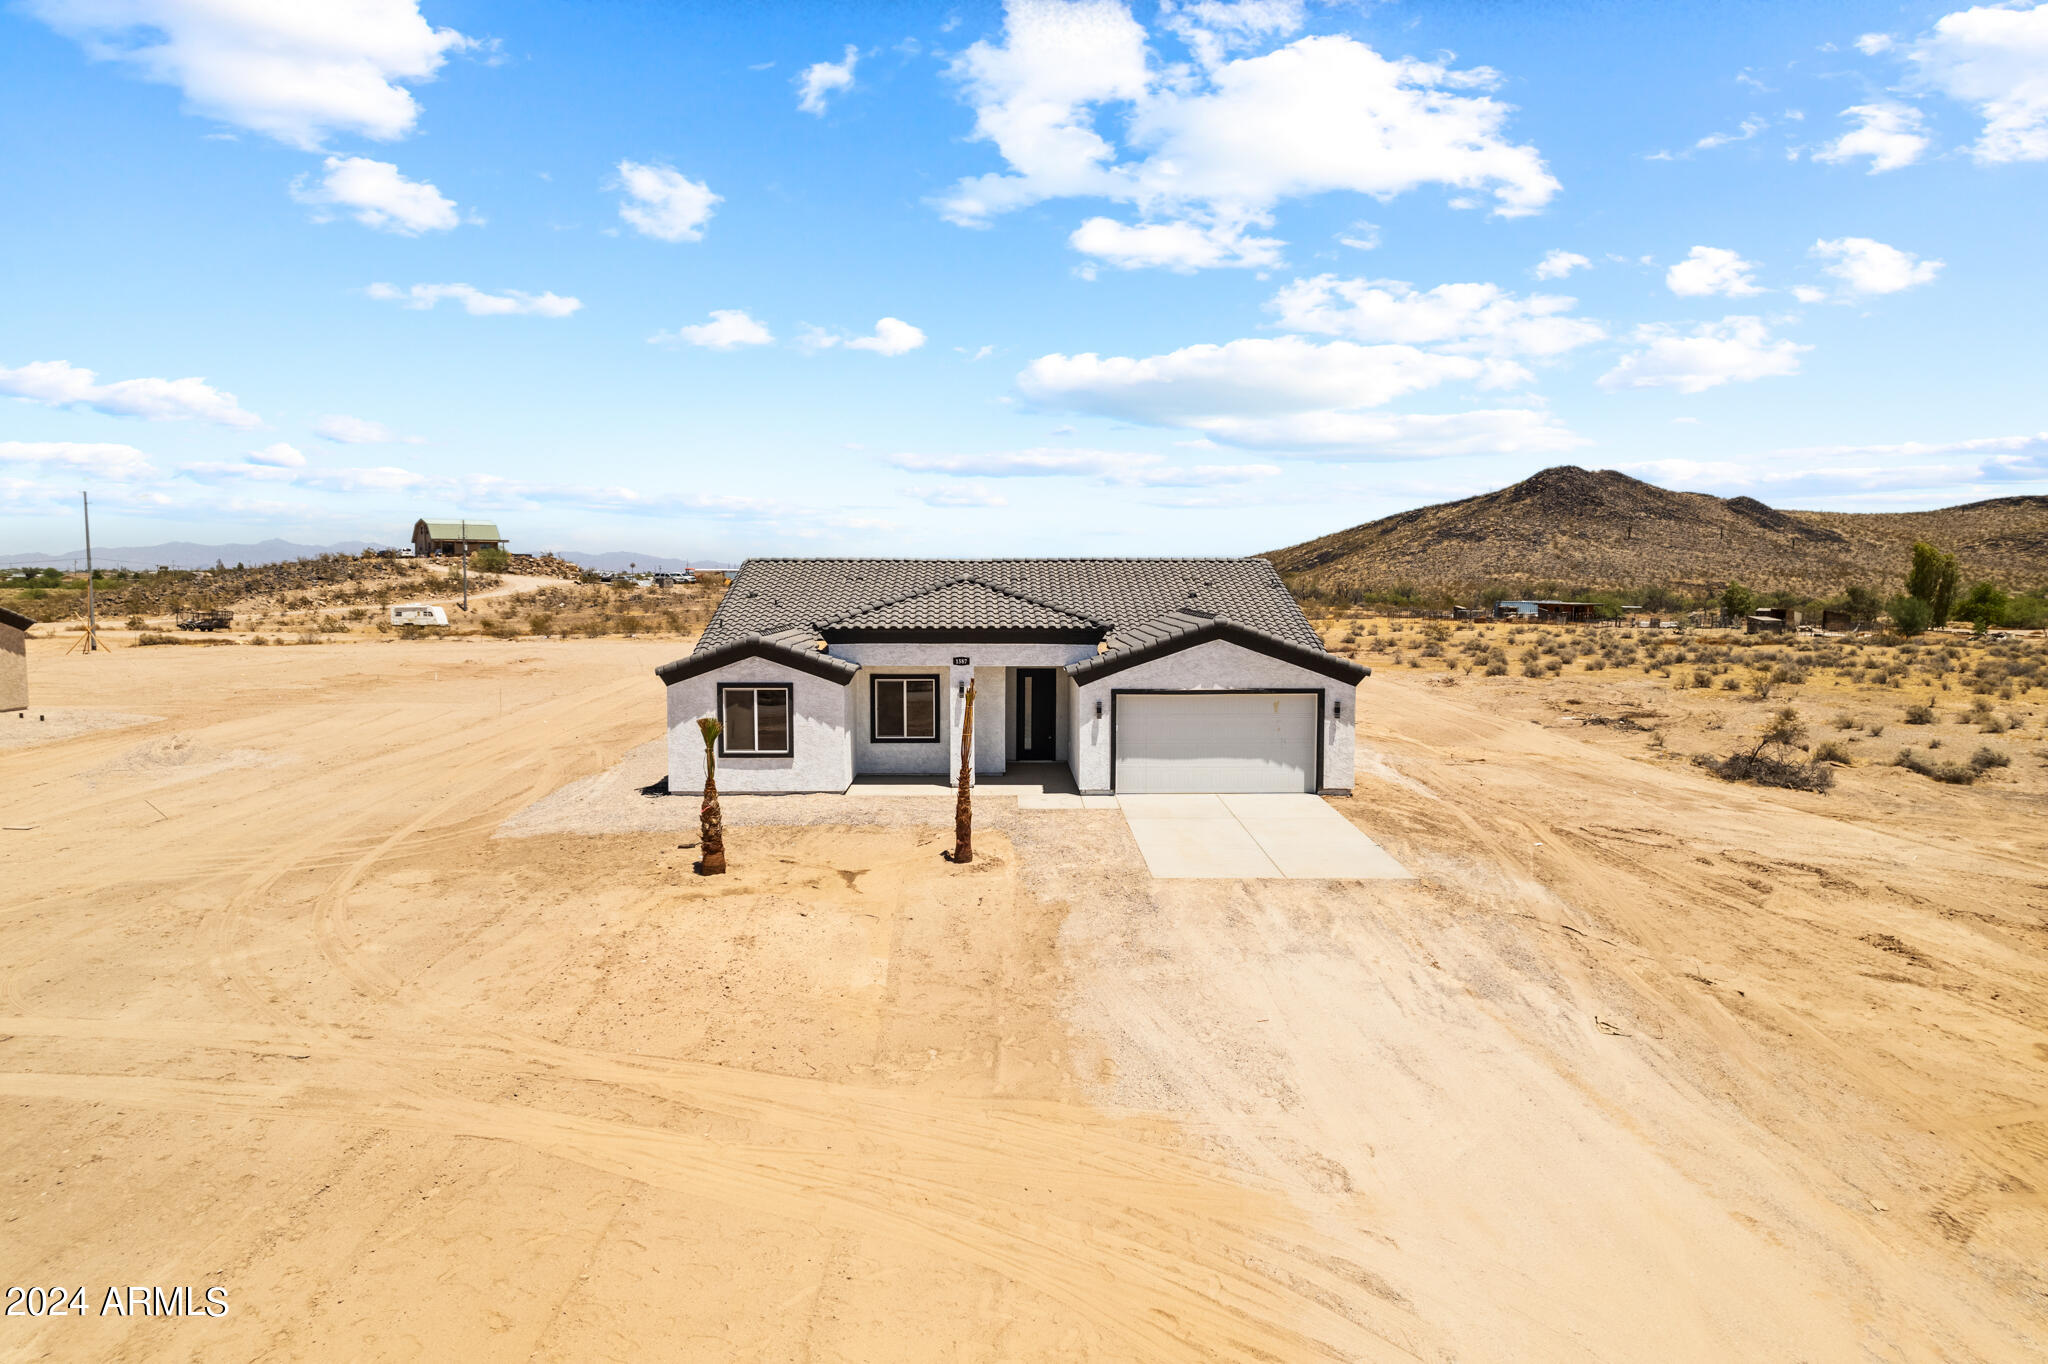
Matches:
[[1, 607, 32, 713], [656, 559, 1367, 797]]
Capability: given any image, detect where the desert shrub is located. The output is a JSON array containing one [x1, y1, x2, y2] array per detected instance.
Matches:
[[1970, 746, 2011, 771], [1865, 721, 1886, 737], [1904, 703, 1935, 724], [1485, 661, 1507, 677], [1720, 676, 1740, 691], [1888, 595, 1934, 636], [136, 632, 183, 646], [1894, 749, 1975, 784], [1831, 713, 1857, 730], [1695, 707, 1834, 791], [1812, 739, 1853, 765], [125, 615, 146, 630]]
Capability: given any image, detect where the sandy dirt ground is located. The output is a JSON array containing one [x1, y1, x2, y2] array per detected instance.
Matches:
[[2, 634, 2044, 1361]]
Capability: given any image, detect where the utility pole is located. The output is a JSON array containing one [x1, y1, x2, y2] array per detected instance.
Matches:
[[82, 491, 98, 653], [459, 517, 469, 612]]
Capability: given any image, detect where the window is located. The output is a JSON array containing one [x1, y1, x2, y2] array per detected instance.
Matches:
[[719, 684, 791, 755], [870, 675, 938, 742]]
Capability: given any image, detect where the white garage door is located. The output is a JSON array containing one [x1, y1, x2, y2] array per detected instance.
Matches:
[[1114, 692, 1318, 793]]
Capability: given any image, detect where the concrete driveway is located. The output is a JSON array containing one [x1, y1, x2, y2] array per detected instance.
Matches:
[[1115, 794, 1412, 880]]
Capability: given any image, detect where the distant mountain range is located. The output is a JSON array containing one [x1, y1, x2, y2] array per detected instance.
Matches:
[[1265, 466, 2048, 598], [0, 538, 733, 572]]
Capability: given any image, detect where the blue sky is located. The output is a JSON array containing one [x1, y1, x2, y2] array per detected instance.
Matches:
[[3, 0, 2045, 560]]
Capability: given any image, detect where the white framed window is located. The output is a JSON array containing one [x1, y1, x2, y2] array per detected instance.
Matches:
[[719, 684, 792, 756], [870, 675, 938, 742]]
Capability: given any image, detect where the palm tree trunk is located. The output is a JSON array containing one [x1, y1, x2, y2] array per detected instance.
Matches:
[[953, 679, 975, 863], [698, 716, 726, 875]]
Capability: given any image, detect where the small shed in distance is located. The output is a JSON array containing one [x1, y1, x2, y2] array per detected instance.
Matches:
[[1, 606, 32, 713], [1745, 613, 1788, 634], [412, 519, 508, 558], [1819, 608, 1857, 632]]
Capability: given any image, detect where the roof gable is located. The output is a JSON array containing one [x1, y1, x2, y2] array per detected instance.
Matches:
[[820, 576, 1104, 636]]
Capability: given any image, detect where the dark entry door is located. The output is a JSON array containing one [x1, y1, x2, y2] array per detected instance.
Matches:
[[1017, 669, 1057, 761]]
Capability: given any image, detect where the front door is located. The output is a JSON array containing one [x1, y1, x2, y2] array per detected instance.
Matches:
[[1016, 669, 1057, 761]]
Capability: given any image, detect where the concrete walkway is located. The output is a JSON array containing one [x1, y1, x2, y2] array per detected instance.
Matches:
[[1116, 794, 1412, 880]]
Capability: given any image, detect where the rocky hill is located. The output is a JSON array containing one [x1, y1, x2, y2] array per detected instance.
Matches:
[[1266, 466, 2048, 600]]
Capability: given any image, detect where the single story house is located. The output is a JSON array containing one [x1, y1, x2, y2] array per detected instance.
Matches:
[[411, 519, 508, 558], [1, 606, 30, 712], [656, 558, 1368, 797]]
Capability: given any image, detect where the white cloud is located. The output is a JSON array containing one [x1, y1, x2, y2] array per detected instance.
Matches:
[[1267, 276, 1605, 357], [1856, 33, 1897, 56], [0, 439, 155, 479], [1021, 336, 1490, 422], [1792, 285, 1829, 304], [314, 413, 421, 444], [0, 359, 261, 427], [797, 45, 858, 114], [1811, 237, 1943, 295], [1160, 0, 1305, 69], [941, 1, 1557, 271], [1337, 220, 1380, 251], [910, 485, 1011, 507], [1534, 249, 1589, 280], [366, 283, 582, 317], [1907, 2, 2048, 163], [1665, 245, 1764, 297], [23, 0, 471, 149], [804, 318, 927, 356], [290, 156, 459, 234], [1012, 335, 1581, 456], [1693, 115, 1768, 151], [613, 160, 720, 242], [1599, 316, 1809, 394], [1068, 215, 1282, 270], [246, 442, 306, 467], [1813, 102, 1931, 172], [651, 309, 775, 349], [888, 447, 1280, 485], [1176, 407, 1588, 457]]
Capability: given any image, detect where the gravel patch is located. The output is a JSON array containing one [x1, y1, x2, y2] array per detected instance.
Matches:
[[0, 708, 160, 751]]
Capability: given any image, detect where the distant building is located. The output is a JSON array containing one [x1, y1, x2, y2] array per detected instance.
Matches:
[[1745, 614, 1788, 634], [1752, 606, 1801, 628], [1494, 600, 1601, 623], [412, 519, 508, 558], [1819, 608, 1857, 633], [0, 607, 31, 712]]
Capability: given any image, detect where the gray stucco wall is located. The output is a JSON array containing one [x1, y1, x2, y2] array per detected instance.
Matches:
[[665, 657, 854, 794], [1, 624, 25, 712], [1068, 639, 1358, 795], [850, 665, 952, 776]]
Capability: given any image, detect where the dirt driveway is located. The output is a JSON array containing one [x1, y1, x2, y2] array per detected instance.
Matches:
[[2, 635, 2043, 1361]]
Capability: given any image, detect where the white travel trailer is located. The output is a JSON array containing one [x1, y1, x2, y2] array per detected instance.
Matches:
[[390, 603, 449, 626]]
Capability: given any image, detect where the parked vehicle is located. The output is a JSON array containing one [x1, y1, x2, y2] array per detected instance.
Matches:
[[389, 603, 449, 626], [176, 610, 233, 632]]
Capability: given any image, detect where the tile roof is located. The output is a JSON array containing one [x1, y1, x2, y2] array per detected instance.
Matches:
[[1069, 608, 1368, 685], [821, 577, 1102, 633], [0, 607, 34, 632], [697, 558, 1320, 653]]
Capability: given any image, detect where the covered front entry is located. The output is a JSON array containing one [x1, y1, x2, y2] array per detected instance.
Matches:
[[1112, 691, 1319, 794]]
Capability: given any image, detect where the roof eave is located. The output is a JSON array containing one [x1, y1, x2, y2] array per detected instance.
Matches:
[[654, 635, 858, 686]]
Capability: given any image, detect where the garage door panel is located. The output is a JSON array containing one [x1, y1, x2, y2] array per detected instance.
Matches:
[[1114, 693, 1317, 794]]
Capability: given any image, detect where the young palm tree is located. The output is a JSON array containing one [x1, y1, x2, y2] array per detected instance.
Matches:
[[697, 716, 726, 875], [953, 679, 975, 863]]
